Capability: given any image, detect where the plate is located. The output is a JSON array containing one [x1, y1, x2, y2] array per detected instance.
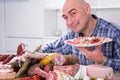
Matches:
[[64, 37, 112, 47]]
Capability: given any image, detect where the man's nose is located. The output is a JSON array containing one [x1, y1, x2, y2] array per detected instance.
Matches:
[[67, 18, 74, 26]]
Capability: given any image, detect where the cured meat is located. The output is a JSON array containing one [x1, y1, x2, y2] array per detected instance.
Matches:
[[0, 55, 9, 61], [0, 64, 14, 73], [44, 64, 53, 73], [46, 70, 75, 80], [3, 55, 15, 64], [34, 67, 47, 78], [15, 77, 33, 80], [53, 54, 79, 66], [87, 65, 113, 79], [0, 72, 16, 79], [54, 64, 79, 77], [46, 71, 58, 80], [17, 43, 25, 55], [28, 64, 41, 76], [65, 37, 112, 47], [0, 64, 16, 79], [63, 55, 79, 65], [52, 54, 66, 66]]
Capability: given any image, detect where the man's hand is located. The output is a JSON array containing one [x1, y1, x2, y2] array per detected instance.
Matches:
[[77, 45, 105, 64]]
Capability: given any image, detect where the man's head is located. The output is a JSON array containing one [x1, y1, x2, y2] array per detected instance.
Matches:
[[62, 0, 91, 33]]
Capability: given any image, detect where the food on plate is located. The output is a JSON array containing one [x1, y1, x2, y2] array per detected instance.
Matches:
[[64, 37, 112, 47]]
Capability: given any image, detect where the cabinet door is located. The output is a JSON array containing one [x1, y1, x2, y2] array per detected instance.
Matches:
[[5, 0, 44, 37], [5, 38, 43, 54]]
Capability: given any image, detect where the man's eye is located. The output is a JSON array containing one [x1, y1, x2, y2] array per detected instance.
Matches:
[[71, 12, 76, 16], [63, 16, 68, 20]]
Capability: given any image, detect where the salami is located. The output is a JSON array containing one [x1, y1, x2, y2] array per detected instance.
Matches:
[[0, 55, 9, 61], [64, 37, 112, 47], [3, 55, 15, 64]]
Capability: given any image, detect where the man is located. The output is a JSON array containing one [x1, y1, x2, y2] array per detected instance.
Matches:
[[40, 0, 120, 73]]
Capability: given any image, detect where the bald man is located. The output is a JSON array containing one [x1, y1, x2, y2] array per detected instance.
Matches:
[[41, 0, 120, 74]]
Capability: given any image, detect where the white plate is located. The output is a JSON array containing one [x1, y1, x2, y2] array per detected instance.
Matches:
[[64, 37, 112, 47]]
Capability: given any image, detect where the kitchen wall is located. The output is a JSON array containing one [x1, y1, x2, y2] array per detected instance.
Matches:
[[0, 0, 5, 53], [0, 0, 120, 53]]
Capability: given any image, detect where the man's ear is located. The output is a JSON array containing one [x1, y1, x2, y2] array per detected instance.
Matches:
[[85, 3, 91, 14]]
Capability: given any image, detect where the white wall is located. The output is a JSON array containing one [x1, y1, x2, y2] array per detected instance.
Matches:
[[0, 0, 5, 53]]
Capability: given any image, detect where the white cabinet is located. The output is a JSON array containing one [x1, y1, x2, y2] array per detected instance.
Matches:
[[5, 0, 44, 38], [4, 0, 46, 53]]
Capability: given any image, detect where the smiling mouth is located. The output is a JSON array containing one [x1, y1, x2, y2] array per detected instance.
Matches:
[[71, 22, 79, 29]]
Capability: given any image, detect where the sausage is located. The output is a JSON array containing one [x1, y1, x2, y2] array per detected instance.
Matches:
[[63, 55, 79, 65], [3, 55, 15, 64], [0, 55, 9, 61], [17, 43, 25, 55], [53, 55, 79, 66], [54, 64, 80, 77], [34, 67, 47, 78], [27, 63, 41, 76], [15, 59, 31, 78], [32, 75, 42, 80], [15, 77, 33, 80], [46, 71, 58, 80]]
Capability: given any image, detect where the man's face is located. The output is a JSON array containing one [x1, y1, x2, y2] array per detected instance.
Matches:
[[62, 0, 90, 33]]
